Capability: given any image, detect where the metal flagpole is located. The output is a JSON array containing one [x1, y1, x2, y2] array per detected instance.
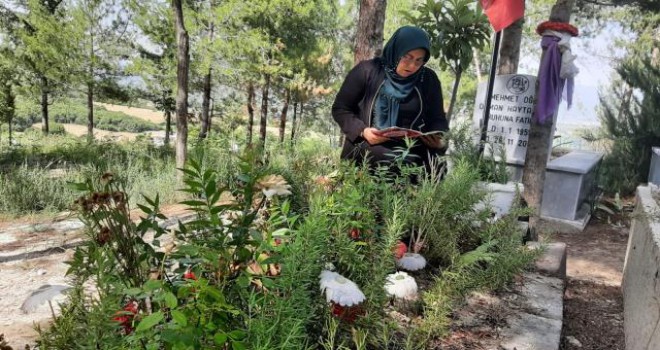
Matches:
[[478, 30, 502, 157]]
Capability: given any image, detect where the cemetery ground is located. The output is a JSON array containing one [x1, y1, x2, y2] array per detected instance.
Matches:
[[0, 198, 630, 349]]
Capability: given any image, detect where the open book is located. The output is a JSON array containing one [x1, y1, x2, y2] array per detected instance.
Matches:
[[372, 127, 443, 139]]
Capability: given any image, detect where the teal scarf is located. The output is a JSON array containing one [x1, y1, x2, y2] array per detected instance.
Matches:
[[374, 26, 431, 129]]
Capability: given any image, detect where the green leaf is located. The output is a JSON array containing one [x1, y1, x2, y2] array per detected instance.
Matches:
[[124, 287, 142, 296], [164, 291, 178, 308], [214, 332, 228, 345], [143, 279, 162, 292], [135, 312, 164, 332], [137, 204, 154, 215], [180, 200, 207, 207], [229, 329, 246, 340], [171, 310, 187, 326], [271, 228, 289, 237], [231, 341, 247, 350], [176, 245, 200, 256]]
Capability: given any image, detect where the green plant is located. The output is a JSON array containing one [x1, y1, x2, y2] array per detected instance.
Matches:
[[33, 133, 538, 348], [445, 123, 509, 184], [407, 0, 490, 120]]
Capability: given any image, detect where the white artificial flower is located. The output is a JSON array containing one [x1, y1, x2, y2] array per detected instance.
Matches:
[[385, 272, 418, 300], [256, 175, 292, 198], [319, 270, 365, 307], [324, 262, 336, 271], [397, 253, 427, 271]]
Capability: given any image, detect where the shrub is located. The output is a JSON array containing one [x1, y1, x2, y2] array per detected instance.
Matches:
[[32, 136, 536, 349], [0, 134, 176, 215], [50, 122, 66, 135], [14, 99, 162, 133]]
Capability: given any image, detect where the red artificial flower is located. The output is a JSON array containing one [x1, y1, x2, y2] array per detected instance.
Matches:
[[350, 228, 360, 240], [393, 241, 408, 259], [112, 301, 138, 334], [536, 21, 579, 37], [183, 270, 197, 280], [331, 302, 364, 323]]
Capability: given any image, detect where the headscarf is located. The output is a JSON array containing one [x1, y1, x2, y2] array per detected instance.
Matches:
[[373, 26, 431, 129]]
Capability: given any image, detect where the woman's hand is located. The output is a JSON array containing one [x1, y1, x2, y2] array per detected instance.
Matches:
[[362, 127, 390, 145], [420, 134, 445, 150]]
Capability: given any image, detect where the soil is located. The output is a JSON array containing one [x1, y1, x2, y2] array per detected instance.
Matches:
[[0, 205, 631, 349], [434, 208, 630, 350], [556, 214, 629, 350]]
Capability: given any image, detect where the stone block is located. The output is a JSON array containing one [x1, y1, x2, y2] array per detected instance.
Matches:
[[648, 147, 660, 185], [528, 242, 567, 280], [540, 151, 603, 221], [623, 185, 660, 350], [499, 272, 564, 350]]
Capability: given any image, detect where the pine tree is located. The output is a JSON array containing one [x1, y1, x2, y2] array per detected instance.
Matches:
[[598, 47, 660, 192]]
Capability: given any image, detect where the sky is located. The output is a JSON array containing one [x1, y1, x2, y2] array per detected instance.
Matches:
[[520, 34, 622, 129], [517, 21, 631, 130]]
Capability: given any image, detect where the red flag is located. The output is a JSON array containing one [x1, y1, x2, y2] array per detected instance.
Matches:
[[480, 0, 525, 32]]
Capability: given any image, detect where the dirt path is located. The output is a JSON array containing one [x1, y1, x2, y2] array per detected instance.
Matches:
[[555, 217, 628, 350]]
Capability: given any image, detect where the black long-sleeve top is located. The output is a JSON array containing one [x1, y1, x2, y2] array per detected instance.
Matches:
[[331, 58, 448, 162]]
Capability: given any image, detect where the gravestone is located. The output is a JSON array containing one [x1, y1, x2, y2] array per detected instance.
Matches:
[[540, 150, 603, 222], [648, 147, 660, 185], [472, 74, 557, 180], [471, 74, 601, 230]]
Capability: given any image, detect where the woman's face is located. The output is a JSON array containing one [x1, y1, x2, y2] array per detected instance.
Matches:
[[396, 48, 426, 78]]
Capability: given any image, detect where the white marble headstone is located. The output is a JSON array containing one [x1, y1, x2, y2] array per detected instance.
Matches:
[[472, 74, 557, 164]]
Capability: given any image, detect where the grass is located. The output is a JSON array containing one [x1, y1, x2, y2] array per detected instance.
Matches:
[[13, 98, 162, 133], [0, 131, 176, 216]]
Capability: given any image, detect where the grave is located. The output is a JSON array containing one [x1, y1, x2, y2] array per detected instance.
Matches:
[[471, 74, 603, 230], [540, 150, 603, 224], [648, 147, 660, 185], [472, 74, 556, 181]]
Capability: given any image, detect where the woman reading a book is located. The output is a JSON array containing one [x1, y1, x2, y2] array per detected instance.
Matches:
[[332, 25, 448, 174]]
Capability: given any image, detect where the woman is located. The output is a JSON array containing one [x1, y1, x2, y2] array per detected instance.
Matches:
[[332, 26, 448, 174]]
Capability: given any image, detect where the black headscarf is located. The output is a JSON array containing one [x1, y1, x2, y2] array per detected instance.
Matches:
[[374, 26, 431, 129]]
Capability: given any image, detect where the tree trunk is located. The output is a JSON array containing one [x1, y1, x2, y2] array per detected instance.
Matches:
[[199, 23, 214, 140], [290, 101, 298, 142], [40, 76, 49, 134], [8, 121, 11, 146], [247, 82, 255, 145], [87, 28, 94, 143], [522, 0, 575, 241], [354, 0, 387, 66], [259, 74, 270, 146], [446, 67, 462, 122], [279, 89, 290, 143], [473, 48, 483, 83], [165, 110, 172, 146], [87, 82, 94, 143], [618, 84, 633, 120], [199, 68, 212, 140], [173, 0, 190, 183], [497, 18, 524, 75]]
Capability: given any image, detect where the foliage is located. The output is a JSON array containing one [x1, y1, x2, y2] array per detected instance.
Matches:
[[28, 135, 536, 348], [407, 0, 490, 75], [14, 99, 162, 133], [0, 53, 17, 138], [584, 13, 660, 194], [446, 122, 510, 184], [406, 0, 490, 120], [0, 134, 175, 215]]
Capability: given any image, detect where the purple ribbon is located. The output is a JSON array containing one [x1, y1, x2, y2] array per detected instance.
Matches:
[[535, 36, 574, 124]]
